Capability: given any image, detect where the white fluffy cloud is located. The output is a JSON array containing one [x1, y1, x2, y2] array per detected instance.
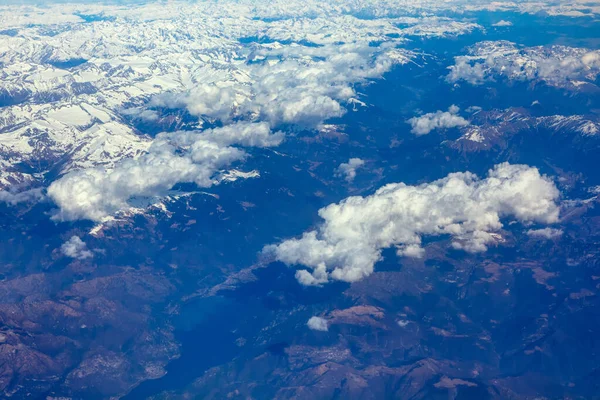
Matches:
[[408, 105, 469, 136], [265, 163, 560, 285], [527, 227, 563, 239], [61, 236, 93, 260], [150, 85, 242, 124], [335, 158, 366, 183], [492, 20, 513, 27], [48, 122, 283, 221], [151, 44, 413, 129], [447, 41, 600, 88], [307, 316, 328, 332], [31, 10, 418, 223]]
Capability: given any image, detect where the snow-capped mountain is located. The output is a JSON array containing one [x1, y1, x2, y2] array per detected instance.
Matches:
[[0, 1, 484, 218], [450, 108, 600, 152], [448, 41, 600, 89]]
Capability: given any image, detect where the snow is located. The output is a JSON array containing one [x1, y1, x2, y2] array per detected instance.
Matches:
[[47, 105, 93, 127], [462, 128, 485, 143]]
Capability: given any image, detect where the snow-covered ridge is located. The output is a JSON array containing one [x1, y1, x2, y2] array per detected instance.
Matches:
[[452, 108, 600, 150], [448, 41, 600, 89], [0, 0, 596, 31]]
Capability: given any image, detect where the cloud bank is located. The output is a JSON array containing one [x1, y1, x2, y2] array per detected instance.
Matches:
[[335, 158, 366, 183], [307, 316, 328, 331], [150, 44, 414, 129], [48, 122, 283, 221], [61, 236, 93, 260], [408, 105, 469, 136], [265, 163, 560, 285]]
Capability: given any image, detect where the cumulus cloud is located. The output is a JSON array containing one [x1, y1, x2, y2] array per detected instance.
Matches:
[[48, 122, 283, 221], [408, 105, 469, 136], [447, 41, 600, 88], [42, 22, 414, 222], [492, 20, 513, 27], [150, 44, 413, 129], [588, 186, 600, 194], [307, 316, 328, 331], [264, 163, 560, 285], [335, 158, 366, 183], [150, 85, 241, 123], [527, 227, 563, 239], [61, 236, 93, 260]]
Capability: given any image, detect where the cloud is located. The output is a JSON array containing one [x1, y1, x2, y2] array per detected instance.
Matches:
[[408, 105, 469, 136], [17, 7, 416, 222], [0, 188, 44, 205], [447, 41, 600, 88], [61, 236, 93, 260], [527, 227, 563, 239], [307, 316, 328, 331], [47, 122, 283, 221], [150, 44, 414, 129], [335, 158, 365, 183], [150, 85, 241, 123], [492, 20, 513, 27], [264, 163, 560, 285], [121, 108, 159, 122]]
